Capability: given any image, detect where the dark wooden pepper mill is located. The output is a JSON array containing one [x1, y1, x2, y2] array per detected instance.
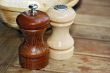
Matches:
[[16, 4, 50, 70]]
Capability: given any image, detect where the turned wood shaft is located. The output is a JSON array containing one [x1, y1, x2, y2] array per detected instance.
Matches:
[[19, 29, 49, 70]]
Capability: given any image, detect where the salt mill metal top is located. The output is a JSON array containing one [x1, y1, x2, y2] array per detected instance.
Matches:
[[54, 5, 67, 10], [16, 4, 50, 70]]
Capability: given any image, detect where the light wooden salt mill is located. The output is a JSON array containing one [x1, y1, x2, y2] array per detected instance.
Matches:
[[16, 4, 50, 70], [47, 5, 76, 60]]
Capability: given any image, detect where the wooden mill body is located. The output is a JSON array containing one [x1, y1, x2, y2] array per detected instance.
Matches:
[[16, 9, 50, 69], [47, 5, 76, 60]]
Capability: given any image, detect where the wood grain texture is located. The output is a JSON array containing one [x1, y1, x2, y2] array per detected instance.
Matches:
[[74, 38, 110, 58], [76, 0, 110, 17], [19, 30, 49, 70], [0, 21, 21, 73], [0, 21, 110, 73], [16, 10, 50, 70], [7, 53, 110, 73], [71, 22, 110, 41], [82, 0, 110, 7], [4, 25, 110, 73], [70, 0, 110, 41]]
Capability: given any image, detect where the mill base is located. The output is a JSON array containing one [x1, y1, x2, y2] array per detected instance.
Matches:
[[50, 47, 74, 60]]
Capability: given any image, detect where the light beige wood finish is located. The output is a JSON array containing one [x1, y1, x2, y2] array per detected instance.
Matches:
[[0, 0, 79, 29], [47, 5, 76, 60]]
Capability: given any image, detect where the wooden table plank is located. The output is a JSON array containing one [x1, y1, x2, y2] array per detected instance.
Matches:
[[74, 14, 110, 27], [7, 54, 110, 73], [0, 22, 109, 73], [71, 23, 110, 41], [75, 38, 110, 58], [71, 1, 110, 40], [82, 0, 110, 7], [77, 0, 110, 17], [5, 32, 110, 73], [0, 22, 22, 73], [6, 67, 61, 73], [70, 0, 110, 40]]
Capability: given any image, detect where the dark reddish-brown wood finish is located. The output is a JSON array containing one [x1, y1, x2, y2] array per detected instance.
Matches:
[[16, 10, 50, 70]]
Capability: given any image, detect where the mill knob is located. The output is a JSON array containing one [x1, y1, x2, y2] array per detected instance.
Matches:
[[29, 4, 38, 16], [16, 4, 50, 70]]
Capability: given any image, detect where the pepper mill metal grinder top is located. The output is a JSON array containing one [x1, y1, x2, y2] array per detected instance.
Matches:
[[16, 4, 50, 70], [47, 5, 76, 60]]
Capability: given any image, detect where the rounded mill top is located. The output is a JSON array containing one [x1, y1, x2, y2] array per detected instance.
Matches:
[[47, 5, 76, 23], [16, 4, 50, 30]]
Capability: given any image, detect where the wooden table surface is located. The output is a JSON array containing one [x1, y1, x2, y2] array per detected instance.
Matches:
[[0, 0, 110, 73], [71, 0, 110, 41], [0, 20, 110, 73]]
